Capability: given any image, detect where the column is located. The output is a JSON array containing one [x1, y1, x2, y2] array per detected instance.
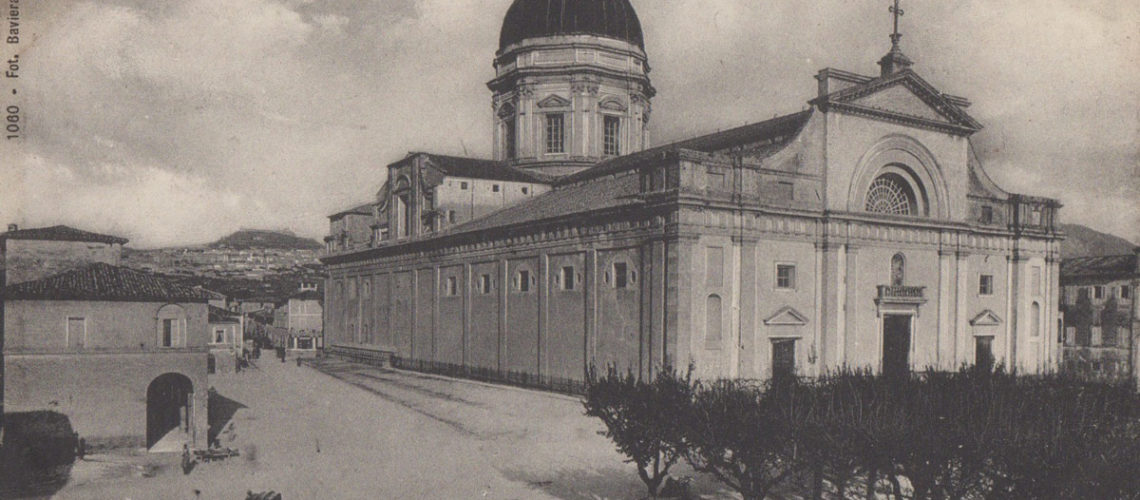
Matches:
[[955, 251, 970, 366], [737, 237, 759, 378]]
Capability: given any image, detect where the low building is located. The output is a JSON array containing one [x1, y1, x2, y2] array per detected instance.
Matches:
[[0, 224, 130, 442], [1, 263, 210, 451], [1, 224, 128, 286], [272, 289, 324, 356], [208, 306, 245, 373], [1060, 249, 1139, 384]]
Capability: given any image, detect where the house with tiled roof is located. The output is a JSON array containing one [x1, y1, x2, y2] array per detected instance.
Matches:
[[1059, 249, 1140, 384], [1, 224, 128, 285], [2, 262, 209, 451], [320, 0, 1063, 388]]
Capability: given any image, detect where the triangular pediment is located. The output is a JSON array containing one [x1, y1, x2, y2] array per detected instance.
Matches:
[[537, 94, 571, 109], [764, 306, 809, 326], [969, 310, 1003, 327], [813, 70, 982, 135], [850, 84, 949, 123]]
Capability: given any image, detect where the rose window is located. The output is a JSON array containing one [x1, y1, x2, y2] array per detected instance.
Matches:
[[865, 174, 916, 215]]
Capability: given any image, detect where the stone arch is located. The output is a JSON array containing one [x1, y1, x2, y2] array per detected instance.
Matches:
[[848, 134, 950, 219], [146, 372, 194, 450]]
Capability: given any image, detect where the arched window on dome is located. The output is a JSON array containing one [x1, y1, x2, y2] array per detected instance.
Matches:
[[865, 173, 918, 216]]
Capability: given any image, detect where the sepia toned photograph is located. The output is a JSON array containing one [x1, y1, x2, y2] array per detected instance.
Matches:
[[0, 1, 1138, 498]]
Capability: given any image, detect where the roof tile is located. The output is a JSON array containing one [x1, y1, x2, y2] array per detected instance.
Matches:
[[2, 263, 209, 302]]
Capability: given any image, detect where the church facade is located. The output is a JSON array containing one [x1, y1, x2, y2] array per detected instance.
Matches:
[[322, 0, 1062, 384]]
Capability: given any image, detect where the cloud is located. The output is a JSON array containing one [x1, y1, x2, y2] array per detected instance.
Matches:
[[1, 0, 1137, 247]]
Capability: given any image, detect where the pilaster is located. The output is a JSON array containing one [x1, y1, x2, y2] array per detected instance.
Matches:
[[843, 244, 858, 365], [954, 251, 969, 367]]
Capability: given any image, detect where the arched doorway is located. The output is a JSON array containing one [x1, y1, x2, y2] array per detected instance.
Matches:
[[146, 373, 193, 450]]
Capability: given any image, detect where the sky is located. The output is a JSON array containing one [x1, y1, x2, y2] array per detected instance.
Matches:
[[0, 0, 1136, 248]]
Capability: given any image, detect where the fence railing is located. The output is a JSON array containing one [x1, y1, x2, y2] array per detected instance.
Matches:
[[391, 357, 588, 396]]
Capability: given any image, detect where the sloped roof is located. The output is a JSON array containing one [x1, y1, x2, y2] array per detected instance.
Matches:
[[558, 110, 812, 185], [1061, 254, 1138, 279], [417, 153, 555, 184], [446, 169, 642, 235], [209, 305, 241, 323], [329, 203, 374, 219], [0, 225, 128, 245], [2, 263, 209, 302], [322, 169, 644, 265]]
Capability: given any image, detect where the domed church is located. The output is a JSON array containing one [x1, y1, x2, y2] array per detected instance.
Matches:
[[322, 0, 1062, 384]]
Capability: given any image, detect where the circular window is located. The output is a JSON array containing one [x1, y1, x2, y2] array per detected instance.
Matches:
[[865, 173, 917, 215]]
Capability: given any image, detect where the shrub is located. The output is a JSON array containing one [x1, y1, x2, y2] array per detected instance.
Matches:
[[584, 366, 693, 498], [680, 379, 798, 500], [586, 363, 1140, 500]]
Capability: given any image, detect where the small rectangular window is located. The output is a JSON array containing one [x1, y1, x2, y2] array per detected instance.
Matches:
[[522, 187, 529, 195], [979, 274, 994, 295], [517, 270, 530, 292], [214, 329, 226, 344], [1094, 286, 1105, 299], [561, 266, 576, 290], [493, 184, 501, 193], [603, 115, 621, 156], [460, 181, 469, 190], [448, 210, 456, 224], [776, 265, 796, 289], [1122, 286, 1132, 299], [980, 205, 994, 224], [546, 114, 565, 153], [614, 262, 628, 289], [479, 274, 492, 295], [446, 276, 458, 296]]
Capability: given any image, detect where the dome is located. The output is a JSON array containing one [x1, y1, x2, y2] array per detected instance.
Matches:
[[499, 0, 645, 52]]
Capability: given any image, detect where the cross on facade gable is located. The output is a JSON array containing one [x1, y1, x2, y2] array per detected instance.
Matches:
[[890, 0, 905, 47]]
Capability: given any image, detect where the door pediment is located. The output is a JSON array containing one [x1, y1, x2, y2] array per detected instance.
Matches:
[[970, 310, 1003, 327], [763, 306, 809, 326]]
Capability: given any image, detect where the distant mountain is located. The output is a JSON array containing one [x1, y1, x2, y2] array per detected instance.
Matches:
[[1060, 224, 1136, 258], [209, 229, 322, 251]]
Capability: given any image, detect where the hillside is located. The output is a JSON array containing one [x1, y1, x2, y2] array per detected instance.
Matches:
[[210, 229, 323, 251], [1060, 223, 1136, 258]]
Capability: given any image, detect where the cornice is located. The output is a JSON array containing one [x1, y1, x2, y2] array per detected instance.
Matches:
[[822, 102, 978, 136]]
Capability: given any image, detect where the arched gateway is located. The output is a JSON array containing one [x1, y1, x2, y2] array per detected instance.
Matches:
[[146, 373, 194, 450]]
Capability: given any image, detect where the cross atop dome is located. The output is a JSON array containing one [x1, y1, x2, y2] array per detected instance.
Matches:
[[879, 0, 914, 77]]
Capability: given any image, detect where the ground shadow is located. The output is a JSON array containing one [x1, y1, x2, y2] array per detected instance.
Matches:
[[0, 411, 76, 499], [207, 390, 248, 446], [505, 463, 736, 500]]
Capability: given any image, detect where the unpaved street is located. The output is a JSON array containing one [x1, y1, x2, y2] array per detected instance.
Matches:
[[55, 356, 727, 499]]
